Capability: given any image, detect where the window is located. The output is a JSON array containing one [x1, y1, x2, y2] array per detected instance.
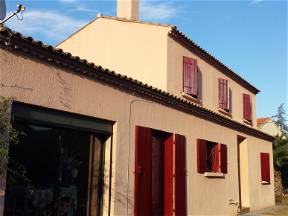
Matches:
[[183, 56, 198, 97], [207, 141, 220, 172], [243, 93, 252, 121], [218, 78, 230, 111], [260, 153, 270, 184], [5, 103, 113, 216], [135, 126, 187, 216], [197, 139, 227, 174]]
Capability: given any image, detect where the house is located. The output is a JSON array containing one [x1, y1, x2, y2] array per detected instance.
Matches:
[[0, 0, 274, 215], [257, 117, 282, 137]]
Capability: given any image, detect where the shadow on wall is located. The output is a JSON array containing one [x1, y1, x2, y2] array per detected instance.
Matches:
[[102, 162, 134, 214], [57, 72, 72, 109]]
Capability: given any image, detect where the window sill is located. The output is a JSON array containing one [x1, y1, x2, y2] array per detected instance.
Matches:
[[218, 108, 232, 118], [204, 172, 225, 178], [261, 181, 270, 185], [243, 119, 253, 126], [181, 92, 202, 105]]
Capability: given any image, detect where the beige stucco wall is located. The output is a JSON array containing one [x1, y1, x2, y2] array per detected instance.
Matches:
[[259, 121, 282, 137], [167, 37, 257, 127], [58, 18, 258, 128], [0, 49, 274, 215], [57, 17, 170, 92]]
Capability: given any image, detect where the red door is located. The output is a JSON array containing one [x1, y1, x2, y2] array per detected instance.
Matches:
[[135, 127, 187, 216], [135, 126, 152, 216], [164, 134, 174, 215], [175, 134, 187, 216]]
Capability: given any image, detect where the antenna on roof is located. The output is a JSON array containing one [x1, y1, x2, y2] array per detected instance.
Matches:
[[0, 2, 25, 25]]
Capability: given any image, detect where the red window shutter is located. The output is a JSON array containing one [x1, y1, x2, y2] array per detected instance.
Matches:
[[220, 144, 228, 174], [224, 80, 229, 110], [243, 94, 252, 121], [218, 78, 223, 109], [191, 59, 198, 96], [260, 153, 270, 182], [163, 135, 174, 216], [183, 56, 198, 96], [243, 94, 247, 119], [175, 134, 187, 216], [219, 78, 224, 109], [135, 126, 152, 216], [219, 78, 229, 110], [247, 95, 252, 121], [226, 80, 230, 111], [197, 139, 207, 173], [212, 144, 220, 172]]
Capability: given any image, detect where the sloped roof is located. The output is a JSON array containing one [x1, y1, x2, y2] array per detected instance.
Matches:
[[257, 117, 271, 128], [0, 26, 273, 142], [60, 15, 259, 94]]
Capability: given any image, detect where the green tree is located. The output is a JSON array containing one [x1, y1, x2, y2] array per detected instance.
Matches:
[[273, 134, 288, 170], [0, 97, 19, 178], [273, 103, 288, 133], [273, 134, 288, 202]]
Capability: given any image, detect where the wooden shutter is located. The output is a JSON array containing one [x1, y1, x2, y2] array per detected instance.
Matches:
[[260, 153, 270, 182], [219, 78, 224, 109], [220, 144, 228, 174], [197, 139, 207, 173], [243, 94, 252, 121], [212, 144, 220, 172], [135, 126, 152, 216], [175, 134, 187, 216], [247, 95, 252, 121], [183, 56, 198, 97], [219, 78, 229, 110], [164, 135, 174, 216]]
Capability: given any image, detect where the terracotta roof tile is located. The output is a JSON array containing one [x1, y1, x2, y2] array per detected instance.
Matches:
[[257, 117, 271, 127], [0, 25, 273, 142]]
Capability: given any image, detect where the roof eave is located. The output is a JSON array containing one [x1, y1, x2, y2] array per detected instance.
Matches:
[[0, 26, 272, 142], [169, 28, 260, 94]]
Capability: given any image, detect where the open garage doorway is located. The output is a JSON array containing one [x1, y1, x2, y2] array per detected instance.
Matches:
[[4, 103, 113, 216]]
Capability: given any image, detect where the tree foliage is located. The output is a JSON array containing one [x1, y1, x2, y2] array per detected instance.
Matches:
[[273, 134, 288, 170], [273, 103, 288, 133], [0, 97, 18, 178]]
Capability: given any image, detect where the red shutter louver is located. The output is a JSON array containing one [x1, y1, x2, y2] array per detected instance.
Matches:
[[219, 78, 229, 111], [183, 56, 198, 97], [175, 134, 187, 216], [197, 139, 207, 173], [135, 126, 152, 216], [243, 94, 252, 121], [260, 153, 270, 183], [224, 80, 229, 110], [164, 135, 174, 216], [219, 78, 223, 109], [220, 144, 228, 174]]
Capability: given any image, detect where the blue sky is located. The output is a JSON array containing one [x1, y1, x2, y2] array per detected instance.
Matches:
[[4, 0, 287, 118]]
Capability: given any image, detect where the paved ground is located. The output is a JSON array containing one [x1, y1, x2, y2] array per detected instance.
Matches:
[[243, 205, 288, 216]]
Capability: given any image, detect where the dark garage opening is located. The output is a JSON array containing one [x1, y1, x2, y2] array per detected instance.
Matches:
[[4, 103, 113, 216]]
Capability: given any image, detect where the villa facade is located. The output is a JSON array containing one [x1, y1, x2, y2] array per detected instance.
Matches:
[[0, 0, 275, 215]]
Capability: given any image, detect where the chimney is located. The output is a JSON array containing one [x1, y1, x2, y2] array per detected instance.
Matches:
[[117, 0, 139, 20]]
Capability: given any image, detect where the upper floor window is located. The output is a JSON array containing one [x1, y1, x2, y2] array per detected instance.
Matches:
[[183, 56, 198, 97], [243, 93, 252, 122], [218, 78, 230, 111]]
